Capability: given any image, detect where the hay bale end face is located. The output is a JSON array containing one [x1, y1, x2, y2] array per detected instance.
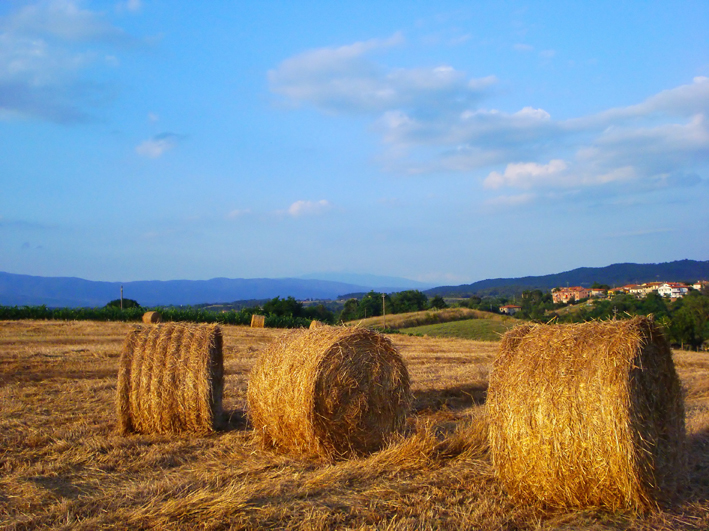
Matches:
[[142, 311, 161, 324], [488, 317, 686, 511], [247, 326, 412, 459], [250, 314, 265, 328], [116, 323, 224, 435]]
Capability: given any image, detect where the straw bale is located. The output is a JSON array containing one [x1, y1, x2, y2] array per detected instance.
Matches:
[[309, 320, 325, 329], [142, 311, 162, 324], [250, 314, 265, 328], [247, 326, 412, 459], [116, 322, 224, 435], [488, 317, 686, 511]]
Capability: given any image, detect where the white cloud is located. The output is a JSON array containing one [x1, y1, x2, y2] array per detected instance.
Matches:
[[566, 76, 709, 129], [287, 200, 332, 217], [0, 0, 133, 122], [484, 159, 568, 189], [269, 33, 495, 115], [226, 209, 251, 219], [4, 0, 128, 43], [270, 38, 708, 204], [135, 132, 182, 158], [119, 0, 142, 13]]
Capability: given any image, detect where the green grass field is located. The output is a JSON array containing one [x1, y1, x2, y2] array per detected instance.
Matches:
[[404, 317, 519, 341]]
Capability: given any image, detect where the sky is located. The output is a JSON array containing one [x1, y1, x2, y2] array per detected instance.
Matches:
[[1, 0, 708, 285]]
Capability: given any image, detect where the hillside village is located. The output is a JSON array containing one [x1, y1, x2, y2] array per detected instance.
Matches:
[[551, 280, 709, 304]]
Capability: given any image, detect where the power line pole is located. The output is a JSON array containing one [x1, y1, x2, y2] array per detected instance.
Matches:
[[120, 285, 124, 310], [382, 293, 386, 329]]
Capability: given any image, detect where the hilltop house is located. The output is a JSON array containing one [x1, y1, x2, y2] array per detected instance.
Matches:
[[499, 304, 522, 315], [694, 280, 709, 291], [657, 283, 690, 299], [552, 287, 591, 304], [553, 279, 700, 303], [627, 282, 664, 298], [589, 288, 608, 298]]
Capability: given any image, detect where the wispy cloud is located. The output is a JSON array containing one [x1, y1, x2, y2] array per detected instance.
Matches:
[[287, 199, 332, 217], [0, 0, 136, 123], [485, 193, 536, 208], [3, 0, 130, 43], [269, 32, 496, 115], [226, 209, 251, 219], [605, 228, 674, 239], [135, 132, 183, 158], [270, 39, 709, 205], [484, 160, 567, 189], [117, 0, 142, 13]]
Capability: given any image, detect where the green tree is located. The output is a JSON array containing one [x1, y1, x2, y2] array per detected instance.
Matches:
[[591, 281, 611, 289], [639, 292, 668, 319], [303, 304, 335, 324], [669, 292, 709, 349], [357, 291, 386, 319], [429, 295, 448, 309], [263, 296, 303, 317], [390, 290, 428, 314], [105, 298, 141, 309], [339, 298, 360, 322]]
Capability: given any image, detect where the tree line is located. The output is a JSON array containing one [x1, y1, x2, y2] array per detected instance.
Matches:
[[2, 286, 707, 349]]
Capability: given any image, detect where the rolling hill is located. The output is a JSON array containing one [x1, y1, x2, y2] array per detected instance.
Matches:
[[425, 259, 709, 298]]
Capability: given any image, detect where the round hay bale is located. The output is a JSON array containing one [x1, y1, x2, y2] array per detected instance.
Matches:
[[488, 317, 686, 511], [247, 326, 412, 459], [142, 311, 162, 324], [116, 323, 224, 435], [250, 314, 265, 328], [309, 319, 325, 329]]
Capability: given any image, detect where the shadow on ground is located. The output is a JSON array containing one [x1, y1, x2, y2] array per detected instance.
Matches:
[[220, 409, 249, 431], [685, 427, 709, 503], [412, 382, 488, 413]]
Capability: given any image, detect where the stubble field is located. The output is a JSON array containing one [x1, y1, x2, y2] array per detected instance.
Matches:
[[1, 319, 708, 530]]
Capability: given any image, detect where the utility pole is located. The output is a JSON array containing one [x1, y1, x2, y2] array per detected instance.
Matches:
[[382, 294, 386, 329], [120, 285, 124, 310]]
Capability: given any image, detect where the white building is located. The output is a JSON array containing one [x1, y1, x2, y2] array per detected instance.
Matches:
[[657, 283, 689, 299], [693, 280, 708, 292]]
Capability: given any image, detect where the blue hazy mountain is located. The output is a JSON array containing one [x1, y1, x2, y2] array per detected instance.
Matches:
[[299, 272, 435, 291], [425, 259, 709, 297], [2, 259, 706, 308], [0, 273, 373, 308]]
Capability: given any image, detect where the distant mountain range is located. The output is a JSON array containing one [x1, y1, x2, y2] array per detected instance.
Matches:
[[1, 260, 707, 308], [425, 259, 709, 297], [0, 272, 428, 308], [299, 272, 435, 290]]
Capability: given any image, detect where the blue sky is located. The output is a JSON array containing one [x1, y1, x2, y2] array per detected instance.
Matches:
[[1, 0, 708, 285]]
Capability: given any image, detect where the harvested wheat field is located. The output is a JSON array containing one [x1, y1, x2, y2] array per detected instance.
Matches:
[[1, 319, 708, 530]]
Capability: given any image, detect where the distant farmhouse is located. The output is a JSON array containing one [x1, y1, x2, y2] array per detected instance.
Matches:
[[552, 280, 706, 303], [551, 286, 591, 304], [499, 304, 522, 315]]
